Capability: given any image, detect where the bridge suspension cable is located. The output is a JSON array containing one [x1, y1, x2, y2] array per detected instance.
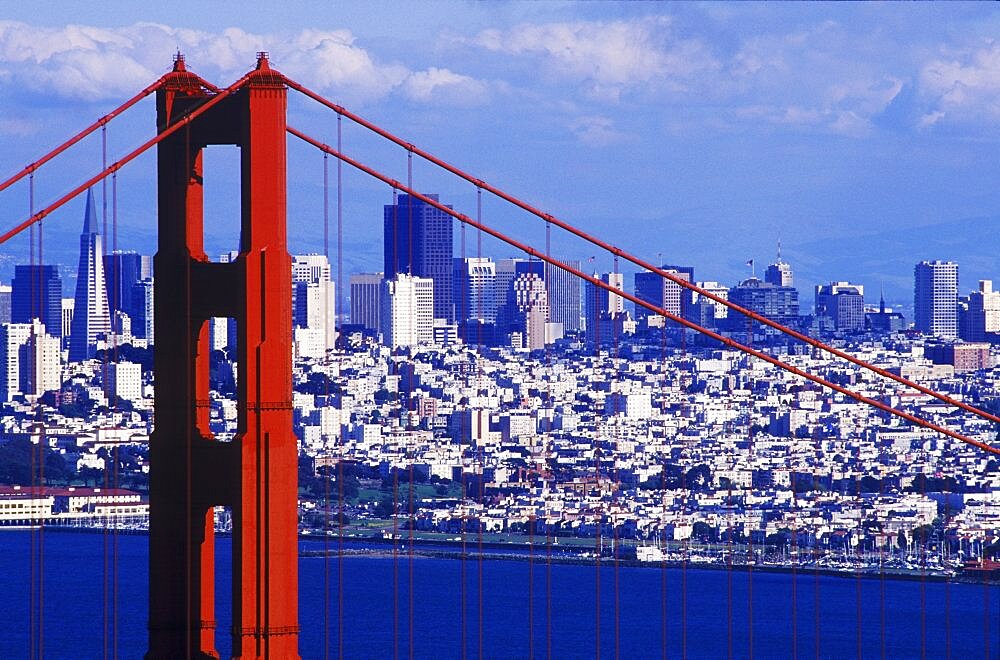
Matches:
[[0, 79, 165, 194], [0, 70, 250, 246], [281, 75, 1000, 429], [287, 124, 1000, 457]]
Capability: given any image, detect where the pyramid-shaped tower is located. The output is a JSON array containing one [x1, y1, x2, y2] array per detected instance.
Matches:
[[69, 189, 111, 361]]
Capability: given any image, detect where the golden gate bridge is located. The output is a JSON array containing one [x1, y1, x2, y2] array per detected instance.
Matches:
[[1, 54, 998, 658]]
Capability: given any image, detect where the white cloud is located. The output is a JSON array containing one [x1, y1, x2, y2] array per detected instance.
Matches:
[[569, 116, 627, 147], [400, 67, 491, 106], [0, 117, 38, 136], [920, 42, 1000, 123], [0, 21, 488, 107], [466, 17, 718, 100]]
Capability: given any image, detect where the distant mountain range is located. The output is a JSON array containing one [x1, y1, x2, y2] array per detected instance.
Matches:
[[786, 215, 1000, 311]]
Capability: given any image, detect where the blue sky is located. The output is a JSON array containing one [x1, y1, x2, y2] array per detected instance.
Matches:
[[1, 2, 999, 306]]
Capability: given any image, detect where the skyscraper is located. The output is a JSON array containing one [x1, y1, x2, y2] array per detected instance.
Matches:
[[960, 280, 999, 342], [104, 251, 152, 334], [453, 258, 497, 324], [728, 277, 799, 326], [765, 244, 793, 288], [545, 261, 582, 333], [350, 273, 383, 331], [381, 274, 434, 348], [914, 260, 958, 337], [132, 278, 154, 342], [815, 281, 865, 331], [585, 272, 625, 342], [383, 194, 453, 322], [69, 189, 111, 361], [0, 284, 11, 324], [11, 264, 62, 338], [510, 273, 549, 350], [292, 254, 335, 350], [693, 281, 730, 320], [634, 266, 693, 323]]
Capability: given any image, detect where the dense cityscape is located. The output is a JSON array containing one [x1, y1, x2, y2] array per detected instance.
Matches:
[[1, 187, 999, 578]]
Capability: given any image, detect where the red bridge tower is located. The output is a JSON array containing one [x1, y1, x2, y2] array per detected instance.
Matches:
[[146, 53, 299, 658]]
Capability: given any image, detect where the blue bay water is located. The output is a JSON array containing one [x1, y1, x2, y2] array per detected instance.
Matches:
[[0, 530, 998, 658]]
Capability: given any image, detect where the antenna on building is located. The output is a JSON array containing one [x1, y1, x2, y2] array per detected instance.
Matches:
[[777, 238, 782, 263]]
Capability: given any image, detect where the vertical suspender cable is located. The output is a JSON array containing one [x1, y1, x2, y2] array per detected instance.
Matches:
[[406, 150, 415, 660], [27, 172, 35, 660], [111, 168, 120, 660], [336, 112, 346, 660], [322, 147, 331, 660], [36, 161, 45, 660], [390, 187, 400, 660], [856, 464, 863, 659], [458, 203, 467, 659], [609, 255, 625, 660], [543, 218, 552, 660], [745, 315, 754, 660], [101, 122, 110, 660], [476, 187, 484, 660]]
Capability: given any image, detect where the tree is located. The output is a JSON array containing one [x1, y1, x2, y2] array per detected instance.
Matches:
[[896, 529, 908, 552], [692, 521, 717, 543], [911, 524, 935, 547], [765, 531, 790, 547], [0, 438, 74, 486], [685, 464, 712, 492], [373, 496, 394, 519]]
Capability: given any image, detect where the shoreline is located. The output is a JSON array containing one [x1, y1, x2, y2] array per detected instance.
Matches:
[[32, 526, 999, 586]]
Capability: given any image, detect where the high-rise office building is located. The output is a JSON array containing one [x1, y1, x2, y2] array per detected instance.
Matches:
[[103, 251, 152, 335], [0, 284, 11, 324], [585, 272, 625, 342], [350, 273, 383, 331], [61, 298, 74, 339], [914, 260, 958, 337], [693, 281, 729, 319], [728, 277, 799, 325], [765, 262, 793, 287], [453, 258, 497, 324], [494, 258, 520, 313], [815, 281, 865, 331], [292, 254, 330, 283], [292, 254, 335, 350], [11, 264, 62, 338], [132, 279, 154, 342], [69, 189, 111, 361], [545, 261, 581, 332], [960, 280, 1000, 342], [765, 244, 793, 288], [383, 194, 453, 322], [634, 266, 693, 323], [510, 273, 549, 351], [381, 274, 434, 348]]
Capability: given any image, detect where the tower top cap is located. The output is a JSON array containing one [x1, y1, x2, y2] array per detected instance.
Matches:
[[172, 51, 186, 72], [256, 51, 270, 70]]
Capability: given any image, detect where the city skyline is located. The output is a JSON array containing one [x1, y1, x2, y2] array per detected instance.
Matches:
[[0, 20, 998, 655], [0, 4, 999, 302]]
